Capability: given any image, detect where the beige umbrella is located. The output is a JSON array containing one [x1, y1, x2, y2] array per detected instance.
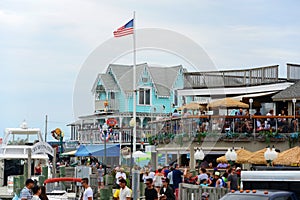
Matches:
[[179, 102, 205, 111], [216, 149, 253, 164], [273, 146, 300, 166], [208, 98, 249, 109], [247, 148, 268, 165]]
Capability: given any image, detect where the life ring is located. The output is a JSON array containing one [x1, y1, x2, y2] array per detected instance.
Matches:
[[107, 118, 117, 127]]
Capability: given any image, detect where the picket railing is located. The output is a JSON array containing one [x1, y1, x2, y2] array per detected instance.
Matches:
[[178, 183, 229, 200]]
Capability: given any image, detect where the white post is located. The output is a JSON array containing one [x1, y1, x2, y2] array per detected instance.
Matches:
[[132, 11, 137, 153], [119, 130, 122, 166]]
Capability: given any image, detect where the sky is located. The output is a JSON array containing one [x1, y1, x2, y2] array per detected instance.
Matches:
[[1, 0, 300, 141]]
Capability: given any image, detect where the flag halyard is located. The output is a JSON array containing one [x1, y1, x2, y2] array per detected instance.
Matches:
[[113, 19, 134, 37]]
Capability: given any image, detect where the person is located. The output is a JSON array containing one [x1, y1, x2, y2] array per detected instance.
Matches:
[[214, 171, 224, 188], [217, 161, 228, 169], [34, 163, 42, 175], [81, 177, 93, 200], [172, 164, 183, 190], [200, 179, 209, 187], [197, 168, 208, 184], [143, 170, 151, 183], [31, 186, 41, 200], [167, 167, 174, 189], [144, 178, 158, 200], [227, 168, 238, 191], [20, 179, 35, 200], [183, 169, 197, 185], [237, 108, 244, 116], [113, 188, 132, 200], [119, 178, 131, 200], [97, 164, 104, 188], [201, 192, 210, 200], [160, 178, 175, 200], [153, 168, 164, 193], [39, 186, 48, 200], [266, 109, 275, 128], [172, 109, 180, 118], [116, 168, 127, 187]]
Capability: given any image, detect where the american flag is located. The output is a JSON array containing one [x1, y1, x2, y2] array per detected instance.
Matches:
[[113, 19, 134, 37]]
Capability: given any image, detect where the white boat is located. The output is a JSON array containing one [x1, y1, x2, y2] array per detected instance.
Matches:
[[0, 121, 52, 186]]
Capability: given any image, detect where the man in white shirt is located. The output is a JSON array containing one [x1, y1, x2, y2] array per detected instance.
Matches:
[[119, 178, 131, 200], [81, 177, 93, 200], [116, 168, 127, 186]]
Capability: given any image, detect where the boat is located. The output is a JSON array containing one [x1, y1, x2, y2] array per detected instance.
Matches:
[[0, 121, 52, 190]]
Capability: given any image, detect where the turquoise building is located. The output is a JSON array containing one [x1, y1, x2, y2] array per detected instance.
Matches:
[[91, 63, 185, 128]]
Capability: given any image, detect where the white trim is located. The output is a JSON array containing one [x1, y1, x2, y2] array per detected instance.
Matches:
[[178, 82, 293, 96]]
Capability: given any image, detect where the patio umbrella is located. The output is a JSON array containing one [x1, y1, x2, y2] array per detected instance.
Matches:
[[208, 98, 249, 109], [179, 102, 205, 110], [273, 146, 300, 166], [247, 148, 268, 165], [132, 150, 147, 158], [132, 151, 148, 166]]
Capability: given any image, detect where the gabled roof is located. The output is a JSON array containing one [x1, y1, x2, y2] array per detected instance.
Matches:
[[92, 63, 183, 97], [272, 81, 300, 101], [91, 74, 119, 92], [108, 63, 147, 93], [148, 65, 182, 97]]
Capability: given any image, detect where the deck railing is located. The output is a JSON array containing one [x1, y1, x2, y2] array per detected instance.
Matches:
[[77, 115, 299, 144], [184, 65, 279, 88], [178, 183, 229, 200]]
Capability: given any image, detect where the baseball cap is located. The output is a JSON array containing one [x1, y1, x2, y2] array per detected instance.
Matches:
[[236, 167, 241, 171], [215, 171, 220, 176]]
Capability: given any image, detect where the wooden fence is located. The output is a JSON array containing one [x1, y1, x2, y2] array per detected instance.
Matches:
[[178, 183, 229, 200]]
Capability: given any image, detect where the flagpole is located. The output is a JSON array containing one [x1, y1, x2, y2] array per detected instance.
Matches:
[[132, 11, 137, 153]]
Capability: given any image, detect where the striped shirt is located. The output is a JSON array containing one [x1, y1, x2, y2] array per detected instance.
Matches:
[[20, 186, 33, 200]]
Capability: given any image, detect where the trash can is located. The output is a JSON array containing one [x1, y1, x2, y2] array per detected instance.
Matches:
[[99, 188, 111, 200]]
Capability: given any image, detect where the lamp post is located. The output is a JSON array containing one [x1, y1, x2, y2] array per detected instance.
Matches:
[[102, 123, 108, 172], [225, 147, 237, 166], [129, 118, 136, 187], [249, 98, 253, 116], [194, 148, 205, 170], [292, 98, 296, 120], [264, 145, 278, 166]]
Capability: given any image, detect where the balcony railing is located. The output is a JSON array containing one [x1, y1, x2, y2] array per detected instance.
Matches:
[[77, 128, 150, 144], [95, 99, 119, 111]]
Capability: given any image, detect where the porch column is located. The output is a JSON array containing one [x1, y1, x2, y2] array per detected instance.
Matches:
[[177, 151, 180, 166], [190, 143, 195, 170], [119, 117, 123, 128], [165, 151, 168, 166], [139, 117, 145, 128]]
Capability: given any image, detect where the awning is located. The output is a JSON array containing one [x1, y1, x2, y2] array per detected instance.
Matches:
[[231, 91, 277, 100], [75, 144, 120, 157]]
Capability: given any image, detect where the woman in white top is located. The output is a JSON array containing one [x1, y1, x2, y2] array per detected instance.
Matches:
[[31, 185, 41, 200], [153, 168, 164, 193]]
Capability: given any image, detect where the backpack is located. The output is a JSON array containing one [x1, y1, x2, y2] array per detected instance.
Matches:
[[221, 177, 227, 188]]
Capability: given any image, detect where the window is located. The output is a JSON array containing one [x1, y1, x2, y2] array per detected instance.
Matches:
[[109, 91, 115, 99], [139, 88, 151, 105], [174, 90, 178, 106]]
